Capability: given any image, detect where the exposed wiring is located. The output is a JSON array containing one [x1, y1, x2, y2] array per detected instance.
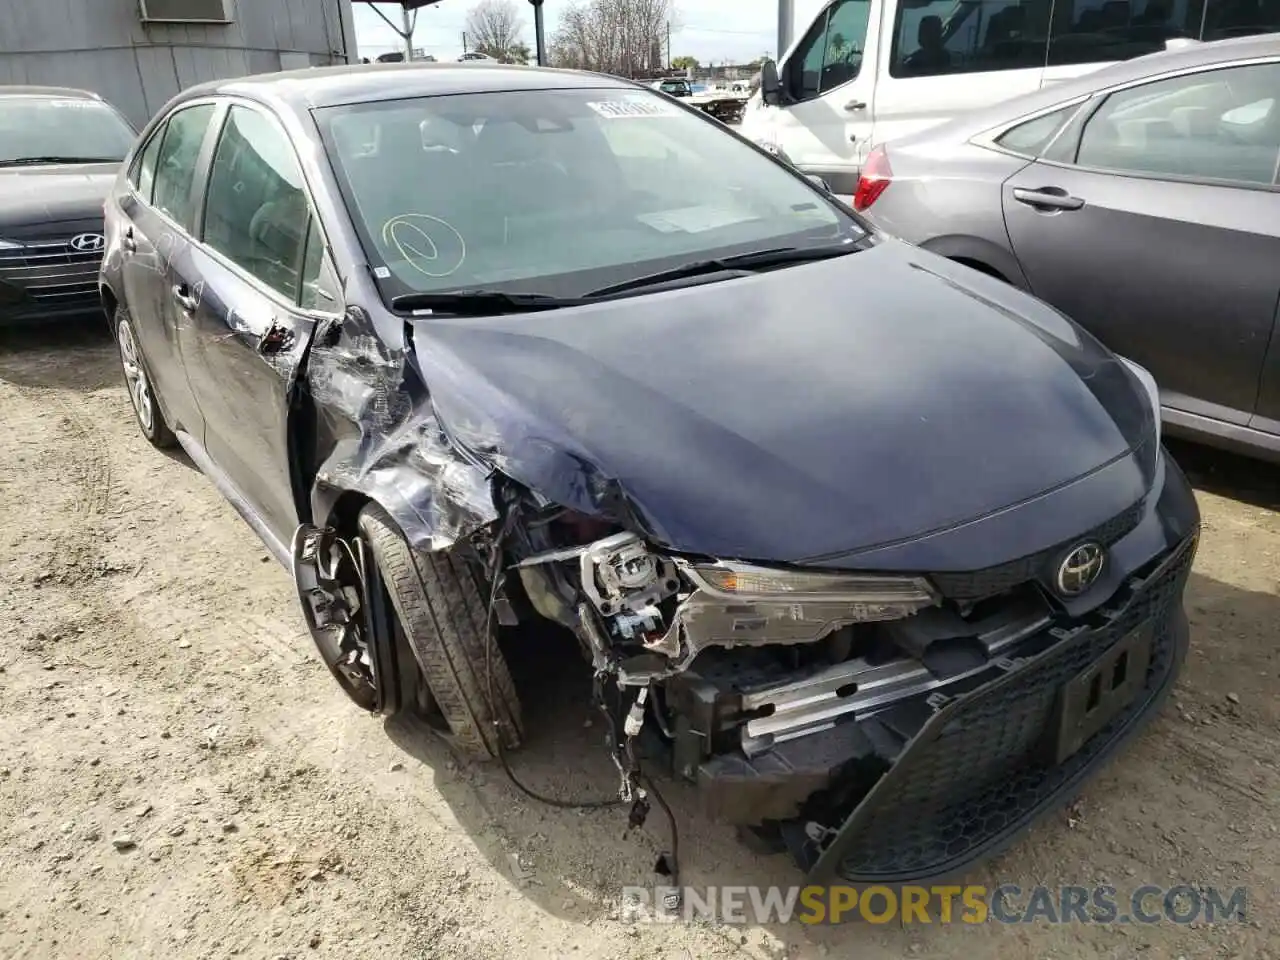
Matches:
[[484, 514, 623, 809], [479, 502, 681, 890]]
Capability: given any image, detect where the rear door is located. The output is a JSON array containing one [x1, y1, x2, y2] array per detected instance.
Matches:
[[117, 102, 220, 439], [1251, 294, 1280, 438], [1002, 59, 1280, 424], [180, 101, 340, 549]]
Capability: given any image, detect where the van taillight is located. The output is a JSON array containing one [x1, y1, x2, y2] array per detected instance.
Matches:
[[853, 145, 892, 211]]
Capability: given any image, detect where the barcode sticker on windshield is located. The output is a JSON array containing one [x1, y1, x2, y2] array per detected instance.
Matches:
[[586, 98, 680, 119]]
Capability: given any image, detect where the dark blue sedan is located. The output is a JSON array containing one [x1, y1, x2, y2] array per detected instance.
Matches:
[[99, 61, 1200, 886]]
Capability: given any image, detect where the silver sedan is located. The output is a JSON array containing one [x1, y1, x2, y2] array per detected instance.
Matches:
[[856, 33, 1280, 463]]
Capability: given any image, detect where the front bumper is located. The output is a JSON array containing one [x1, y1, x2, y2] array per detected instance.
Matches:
[[669, 450, 1199, 883], [801, 529, 1193, 882]]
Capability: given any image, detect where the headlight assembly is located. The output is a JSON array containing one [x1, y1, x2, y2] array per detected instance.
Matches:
[[1120, 356, 1161, 448], [685, 561, 937, 605]]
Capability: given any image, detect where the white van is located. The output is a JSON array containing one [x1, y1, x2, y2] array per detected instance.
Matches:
[[739, 0, 1275, 194]]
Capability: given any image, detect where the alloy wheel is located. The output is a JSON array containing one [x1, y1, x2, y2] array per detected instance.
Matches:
[[116, 317, 154, 434]]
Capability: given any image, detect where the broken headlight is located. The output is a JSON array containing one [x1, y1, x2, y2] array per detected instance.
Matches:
[[685, 562, 937, 605]]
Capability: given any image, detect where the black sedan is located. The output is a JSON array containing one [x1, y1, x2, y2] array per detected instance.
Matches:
[[99, 62, 1199, 886], [1, 86, 136, 323]]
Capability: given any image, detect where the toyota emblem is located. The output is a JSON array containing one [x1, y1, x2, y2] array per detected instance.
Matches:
[[70, 233, 106, 253], [1056, 542, 1106, 596]]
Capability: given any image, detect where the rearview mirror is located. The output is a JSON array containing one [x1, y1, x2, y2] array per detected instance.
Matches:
[[759, 60, 782, 107], [806, 174, 832, 194]]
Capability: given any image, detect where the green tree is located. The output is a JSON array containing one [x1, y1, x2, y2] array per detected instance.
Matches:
[[672, 55, 699, 70]]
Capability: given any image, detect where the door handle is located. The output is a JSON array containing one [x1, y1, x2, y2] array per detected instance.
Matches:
[[171, 283, 198, 313], [1012, 187, 1084, 211], [122, 226, 137, 253], [844, 99, 867, 111]]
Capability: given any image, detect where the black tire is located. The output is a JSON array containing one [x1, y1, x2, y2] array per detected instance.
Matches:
[[114, 306, 177, 449], [357, 503, 523, 759]]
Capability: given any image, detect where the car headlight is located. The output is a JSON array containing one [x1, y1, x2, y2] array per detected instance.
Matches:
[[685, 562, 937, 605], [1120, 356, 1161, 448]]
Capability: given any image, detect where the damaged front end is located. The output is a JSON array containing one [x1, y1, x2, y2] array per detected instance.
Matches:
[[506, 485, 1196, 886], [293, 297, 1197, 887]]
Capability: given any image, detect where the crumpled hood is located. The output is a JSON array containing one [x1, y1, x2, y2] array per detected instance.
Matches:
[[411, 239, 1155, 564], [0, 163, 117, 232]]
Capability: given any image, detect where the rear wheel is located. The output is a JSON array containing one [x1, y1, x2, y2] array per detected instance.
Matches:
[[357, 504, 523, 759], [114, 307, 176, 449]]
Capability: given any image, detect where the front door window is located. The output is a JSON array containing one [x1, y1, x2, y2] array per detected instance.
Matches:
[[789, 0, 874, 101]]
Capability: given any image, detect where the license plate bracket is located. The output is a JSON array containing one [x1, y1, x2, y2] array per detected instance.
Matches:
[[1052, 624, 1154, 764]]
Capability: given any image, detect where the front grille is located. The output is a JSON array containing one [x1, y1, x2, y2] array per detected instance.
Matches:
[[0, 239, 103, 304], [929, 499, 1145, 601], [821, 532, 1194, 882]]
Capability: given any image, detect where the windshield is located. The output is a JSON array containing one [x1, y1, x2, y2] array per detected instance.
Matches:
[[0, 96, 135, 165], [317, 87, 861, 300]]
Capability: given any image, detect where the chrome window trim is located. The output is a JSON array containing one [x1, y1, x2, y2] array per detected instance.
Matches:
[[970, 96, 1093, 160]]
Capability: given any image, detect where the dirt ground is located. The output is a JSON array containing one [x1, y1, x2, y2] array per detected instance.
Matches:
[[1, 318, 1277, 960]]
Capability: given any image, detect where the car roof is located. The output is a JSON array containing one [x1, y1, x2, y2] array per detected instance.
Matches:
[[903, 33, 1280, 145], [0, 85, 103, 101], [178, 61, 636, 114]]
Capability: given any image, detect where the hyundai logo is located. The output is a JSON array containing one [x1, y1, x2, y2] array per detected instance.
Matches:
[[1056, 542, 1106, 596], [70, 233, 106, 253]]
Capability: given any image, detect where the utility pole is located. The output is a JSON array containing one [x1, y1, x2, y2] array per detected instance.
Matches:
[[529, 0, 546, 66], [666, 20, 671, 70], [401, 3, 414, 60], [777, 0, 794, 59], [461, 31, 468, 53]]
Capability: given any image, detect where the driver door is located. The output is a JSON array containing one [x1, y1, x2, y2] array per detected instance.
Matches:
[[773, 0, 879, 196], [180, 103, 342, 551]]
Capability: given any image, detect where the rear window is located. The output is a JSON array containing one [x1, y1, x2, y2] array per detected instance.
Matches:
[[0, 96, 135, 166], [995, 104, 1080, 155], [1074, 62, 1280, 185]]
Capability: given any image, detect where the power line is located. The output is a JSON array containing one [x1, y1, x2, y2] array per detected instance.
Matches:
[[679, 25, 775, 36]]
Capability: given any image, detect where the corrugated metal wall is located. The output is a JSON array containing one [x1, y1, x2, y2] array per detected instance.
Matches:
[[0, 0, 357, 127]]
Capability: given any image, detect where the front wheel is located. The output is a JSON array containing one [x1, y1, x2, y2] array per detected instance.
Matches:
[[358, 504, 523, 759], [114, 307, 176, 449]]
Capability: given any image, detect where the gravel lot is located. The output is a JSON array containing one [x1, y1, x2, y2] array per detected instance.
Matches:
[[1, 318, 1277, 960]]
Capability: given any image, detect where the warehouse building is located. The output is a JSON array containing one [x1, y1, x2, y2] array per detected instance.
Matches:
[[0, 0, 357, 127]]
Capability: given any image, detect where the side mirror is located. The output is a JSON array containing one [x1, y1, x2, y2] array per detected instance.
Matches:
[[759, 59, 782, 107], [806, 174, 832, 194]]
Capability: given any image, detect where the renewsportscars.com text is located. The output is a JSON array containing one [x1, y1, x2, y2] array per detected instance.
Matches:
[[621, 884, 1249, 925]]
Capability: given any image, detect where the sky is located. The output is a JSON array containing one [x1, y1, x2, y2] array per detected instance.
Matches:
[[351, 0, 786, 65]]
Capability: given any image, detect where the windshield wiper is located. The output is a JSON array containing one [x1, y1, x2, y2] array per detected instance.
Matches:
[[391, 289, 587, 315], [389, 243, 862, 314], [583, 242, 860, 299], [0, 155, 120, 167]]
